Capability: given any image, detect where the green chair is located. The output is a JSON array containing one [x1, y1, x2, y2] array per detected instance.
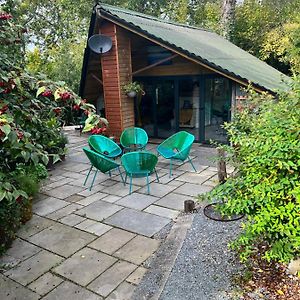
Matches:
[[83, 147, 124, 191], [157, 131, 196, 177], [120, 127, 148, 153], [89, 135, 122, 159], [121, 151, 159, 194]]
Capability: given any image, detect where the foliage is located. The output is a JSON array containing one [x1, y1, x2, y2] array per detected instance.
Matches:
[[122, 81, 144, 94], [202, 77, 300, 263], [0, 8, 108, 254]]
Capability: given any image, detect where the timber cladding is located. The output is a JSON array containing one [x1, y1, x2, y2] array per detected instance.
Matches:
[[100, 21, 134, 139]]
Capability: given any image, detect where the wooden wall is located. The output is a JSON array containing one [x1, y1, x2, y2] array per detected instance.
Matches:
[[100, 21, 134, 139]]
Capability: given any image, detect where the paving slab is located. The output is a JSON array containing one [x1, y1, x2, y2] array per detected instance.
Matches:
[[33, 197, 69, 216], [0, 274, 40, 300], [0, 238, 41, 264], [61, 171, 86, 179], [116, 193, 159, 210], [62, 162, 90, 172], [155, 192, 194, 211], [144, 205, 180, 220], [53, 247, 117, 286], [76, 192, 108, 206], [46, 203, 82, 220], [138, 182, 177, 198], [16, 215, 56, 239], [45, 184, 84, 199], [114, 235, 160, 265], [77, 184, 106, 196], [174, 182, 213, 197], [176, 162, 208, 172], [102, 195, 122, 203], [43, 281, 102, 300], [59, 214, 86, 226], [126, 266, 148, 285], [104, 208, 170, 237], [88, 260, 137, 297], [44, 177, 74, 189], [176, 172, 213, 185], [4, 250, 63, 286], [27, 272, 63, 296], [64, 194, 85, 202], [100, 182, 140, 197], [75, 219, 112, 236], [106, 281, 136, 300], [76, 200, 123, 222], [88, 228, 136, 255], [28, 223, 95, 257]]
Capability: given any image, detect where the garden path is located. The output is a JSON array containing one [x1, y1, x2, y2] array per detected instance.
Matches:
[[0, 129, 219, 300]]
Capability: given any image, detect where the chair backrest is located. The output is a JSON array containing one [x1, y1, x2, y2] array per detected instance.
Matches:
[[158, 131, 195, 161], [89, 135, 121, 156], [121, 151, 158, 174], [120, 127, 148, 148], [83, 147, 119, 173]]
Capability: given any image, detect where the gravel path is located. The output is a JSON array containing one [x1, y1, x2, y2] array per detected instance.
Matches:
[[160, 209, 243, 300], [133, 206, 244, 300]]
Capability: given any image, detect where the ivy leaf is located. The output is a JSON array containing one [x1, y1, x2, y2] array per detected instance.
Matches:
[[0, 124, 11, 136]]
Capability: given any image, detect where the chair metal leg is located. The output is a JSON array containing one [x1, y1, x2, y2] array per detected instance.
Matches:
[[169, 159, 173, 178], [155, 169, 159, 182], [118, 167, 125, 185], [125, 173, 127, 184], [129, 175, 133, 194], [188, 156, 197, 172], [89, 169, 98, 191], [84, 166, 93, 186], [108, 170, 111, 177], [146, 174, 150, 194]]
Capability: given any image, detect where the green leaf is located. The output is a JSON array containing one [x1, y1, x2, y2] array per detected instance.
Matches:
[[0, 124, 11, 136], [36, 86, 46, 97]]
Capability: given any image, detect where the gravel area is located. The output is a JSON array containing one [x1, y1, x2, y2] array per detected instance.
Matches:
[[159, 208, 243, 300]]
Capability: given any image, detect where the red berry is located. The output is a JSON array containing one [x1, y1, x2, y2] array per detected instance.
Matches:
[[53, 107, 62, 115], [41, 90, 52, 97], [72, 104, 80, 111], [84, 110, 89, 116], [17, 131, 24, 140], [0, 81, 6, 87], [0, 13, 12, 20]]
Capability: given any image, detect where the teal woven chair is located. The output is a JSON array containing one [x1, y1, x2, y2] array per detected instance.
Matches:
[[120, 127, 148, 153], [83, 147, 124, 191], [121, 151, 159, 194], [157, 131, 196, 177], [89, 135, 122, 159]]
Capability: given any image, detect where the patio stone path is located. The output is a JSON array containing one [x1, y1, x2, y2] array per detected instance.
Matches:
[[0, 129, 218, 299]]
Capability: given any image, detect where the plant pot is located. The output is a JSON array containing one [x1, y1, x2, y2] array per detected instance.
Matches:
[[20, 197, 33, 224], [127, 91, 137, 98]]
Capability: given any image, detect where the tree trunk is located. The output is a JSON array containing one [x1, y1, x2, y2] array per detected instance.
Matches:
[[221, 0, 236, 41]]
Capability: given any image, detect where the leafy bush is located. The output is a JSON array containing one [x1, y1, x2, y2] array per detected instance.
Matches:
[[202, 77, 300, 263], [0, 10, 108, 255]]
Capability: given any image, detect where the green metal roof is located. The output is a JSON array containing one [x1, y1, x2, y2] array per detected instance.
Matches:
[[97, 4, 290, 92]]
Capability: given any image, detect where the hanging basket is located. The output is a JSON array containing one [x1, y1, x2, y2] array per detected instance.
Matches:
[[127, 91, 137, 98], [203, 202, 244, 222]]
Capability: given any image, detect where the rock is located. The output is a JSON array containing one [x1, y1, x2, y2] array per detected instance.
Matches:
[[287, 258, 300, 275]]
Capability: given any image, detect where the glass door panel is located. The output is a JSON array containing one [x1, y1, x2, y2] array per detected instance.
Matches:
[[156, 80, 176, 139], [204, 77, 231, 142], [136, 82, 155, 137], [178, 79, 199, 141]]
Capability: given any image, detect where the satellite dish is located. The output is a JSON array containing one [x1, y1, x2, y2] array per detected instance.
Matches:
[[88, 34, 112, 54]]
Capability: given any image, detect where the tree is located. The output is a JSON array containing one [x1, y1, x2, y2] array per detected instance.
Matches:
[[220, 0, 236, 40]]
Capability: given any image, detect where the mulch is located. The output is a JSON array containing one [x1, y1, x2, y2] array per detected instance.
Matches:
[[238, 255, 300, 300]]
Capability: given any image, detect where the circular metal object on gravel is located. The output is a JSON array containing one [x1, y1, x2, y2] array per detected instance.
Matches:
[[203, 202, 244, 222]]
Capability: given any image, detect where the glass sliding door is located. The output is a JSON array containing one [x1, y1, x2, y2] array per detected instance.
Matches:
[[136, 79, 176, 139], [204, 77, 231, 143], [178, 78, 199, 141], [156, 80, 176, 138]]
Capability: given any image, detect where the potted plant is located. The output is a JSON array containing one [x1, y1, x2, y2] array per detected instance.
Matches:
[[122, 82, 144, 98]]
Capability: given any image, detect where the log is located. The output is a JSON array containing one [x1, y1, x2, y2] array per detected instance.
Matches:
[[217, 147, 227, 184]]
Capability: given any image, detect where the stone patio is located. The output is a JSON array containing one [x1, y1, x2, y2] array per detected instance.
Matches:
[[0, 129, 220, 300]]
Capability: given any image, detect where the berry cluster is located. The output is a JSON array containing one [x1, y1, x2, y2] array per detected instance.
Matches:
[[0, 13, 12, 20], [91, 127, 107, 135], [72, 104, 80, 111], [41, 90, 53, 97], [53, 107, 62, 115], [60, 91, 72, 100]]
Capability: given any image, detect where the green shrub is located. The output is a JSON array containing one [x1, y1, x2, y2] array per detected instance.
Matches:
[[202, 78, 300, 263]]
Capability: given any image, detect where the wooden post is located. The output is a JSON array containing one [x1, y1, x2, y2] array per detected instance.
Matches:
[[217, 147, 227, 184]]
